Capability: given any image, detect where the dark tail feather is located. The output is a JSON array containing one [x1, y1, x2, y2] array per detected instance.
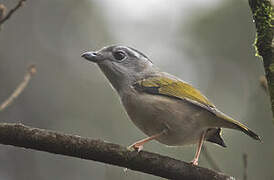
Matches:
[[234, 124, 261, 142], [206, 128, 227, 147], [216, 111, 261, 142]]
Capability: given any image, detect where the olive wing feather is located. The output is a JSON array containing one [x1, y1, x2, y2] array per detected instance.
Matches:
[[133, 76, 215, 109], [133, 76, 261, 141]]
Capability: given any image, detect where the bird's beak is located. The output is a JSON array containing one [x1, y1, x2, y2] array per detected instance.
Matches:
[[81, 51, 103, 63]]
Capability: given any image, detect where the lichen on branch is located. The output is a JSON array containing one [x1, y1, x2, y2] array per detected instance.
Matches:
[[248, 0, 274, 117]]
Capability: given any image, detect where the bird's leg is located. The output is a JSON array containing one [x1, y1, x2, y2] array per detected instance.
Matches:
[[191, 131, 206, 165], [127, 130, 166, 152]]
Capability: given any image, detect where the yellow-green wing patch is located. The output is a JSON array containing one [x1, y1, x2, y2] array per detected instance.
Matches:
[[134, 76, 261, 141], [134, 76, 215, 108]]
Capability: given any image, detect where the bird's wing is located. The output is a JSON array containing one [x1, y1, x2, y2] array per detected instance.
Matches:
[[133, 76, 261, 141], [133, 76, 215, 111]]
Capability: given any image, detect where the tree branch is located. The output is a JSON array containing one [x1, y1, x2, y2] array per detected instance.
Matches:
[[0, 4, 7, 21], [243, 153, 248, 180], [0, 65, 36, 111], [0, 0, 26, 25], [248, 0, 274, 116], [0, 123, 234, 180]]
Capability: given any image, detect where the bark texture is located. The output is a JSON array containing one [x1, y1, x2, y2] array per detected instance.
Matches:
[[249, 0, 274, 116], [0, 123, 234, 180]]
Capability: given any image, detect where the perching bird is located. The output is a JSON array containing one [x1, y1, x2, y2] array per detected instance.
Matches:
[[81, 45, 260, 165]]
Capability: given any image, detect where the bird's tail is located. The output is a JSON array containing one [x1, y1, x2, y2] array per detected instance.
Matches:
[[215, 111, 261, 141]]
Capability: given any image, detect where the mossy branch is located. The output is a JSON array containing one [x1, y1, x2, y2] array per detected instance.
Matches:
[[248, 0, 274, 116], [0, 123, 234, 180]]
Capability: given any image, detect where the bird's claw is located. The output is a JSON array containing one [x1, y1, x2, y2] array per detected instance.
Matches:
[[127, 143, 143, 152], [190, 159, 199, 166]]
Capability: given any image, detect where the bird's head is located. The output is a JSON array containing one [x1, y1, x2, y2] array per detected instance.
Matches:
[[81, 45, 156, 92]]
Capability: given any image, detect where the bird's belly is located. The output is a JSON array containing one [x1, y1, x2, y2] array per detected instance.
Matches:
[[122, 92, 214, 146]]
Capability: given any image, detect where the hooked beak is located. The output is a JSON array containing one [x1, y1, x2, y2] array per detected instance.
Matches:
[[81, 51, 103, 63]]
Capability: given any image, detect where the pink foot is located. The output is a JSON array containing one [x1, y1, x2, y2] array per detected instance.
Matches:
[[127, 143, 144, 152], [191, 159, 199, 166]]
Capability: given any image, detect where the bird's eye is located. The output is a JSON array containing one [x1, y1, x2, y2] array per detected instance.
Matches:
[[113, 51, 126, 61]]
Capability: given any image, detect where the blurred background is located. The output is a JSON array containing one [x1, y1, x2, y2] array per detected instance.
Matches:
[[0, 0, 273, 179]]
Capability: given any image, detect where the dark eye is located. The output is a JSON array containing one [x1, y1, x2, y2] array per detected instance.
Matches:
[[113, 51, 126, 61]]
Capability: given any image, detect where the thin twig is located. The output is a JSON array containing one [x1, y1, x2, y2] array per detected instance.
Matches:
[[0, 65, 36, 111], [0, 0, 26, 25], [0, 4, 7, 21], [0, 123, 235, 180], [202, 145, 222, 172], [243, 153, 248, 180], [259, 75, 268, 92], [0, 4, 6, 30]]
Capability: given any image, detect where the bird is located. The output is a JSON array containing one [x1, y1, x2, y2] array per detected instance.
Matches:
[[81, 45, 260, 165]]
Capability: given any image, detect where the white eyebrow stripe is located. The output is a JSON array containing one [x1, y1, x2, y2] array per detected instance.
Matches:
[[119, 46, 153, 63], [123, 47, 140, 57], [131, 50, 141, 58]]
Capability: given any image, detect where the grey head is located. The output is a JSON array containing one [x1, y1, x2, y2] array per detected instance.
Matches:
[[81, 45, 158, 94]]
